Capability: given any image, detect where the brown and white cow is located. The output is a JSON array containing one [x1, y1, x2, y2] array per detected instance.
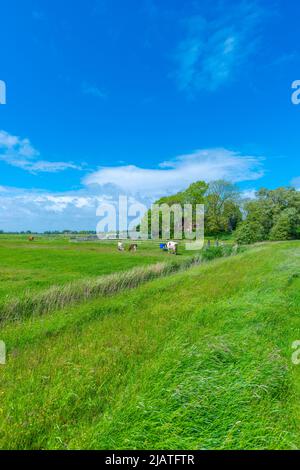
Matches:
[[129, 244, 138, 252], [166, 241, 178, 254]]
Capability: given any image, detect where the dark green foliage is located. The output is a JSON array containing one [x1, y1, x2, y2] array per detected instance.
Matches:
[[235, 220, 266, 245], [202, 246, 224, 261], [269, 208, 300, 241], [142, 182, 299, 245], [236, 187, 300, 244], [201, 244, 234, 261], [205, 180, 242, 235]]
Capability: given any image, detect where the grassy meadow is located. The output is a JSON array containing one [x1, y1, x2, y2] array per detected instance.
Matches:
[[0, 235, 192, 303], [0, 237, 300, 449]]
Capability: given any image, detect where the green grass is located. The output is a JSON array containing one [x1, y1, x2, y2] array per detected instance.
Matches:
[[0, 241, 300, 449], [0, 255, 202, 323], [0, 236, 192, 303]]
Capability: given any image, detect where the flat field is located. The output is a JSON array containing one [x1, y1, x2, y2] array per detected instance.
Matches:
[[0, 235, 190, 302]]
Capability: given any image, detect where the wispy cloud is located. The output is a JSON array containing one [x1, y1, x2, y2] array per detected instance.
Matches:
[[84, 148, 264, 198], [82, 82, 107, 100], [173, 1, 262, 94], [0, 130, 82, 173]]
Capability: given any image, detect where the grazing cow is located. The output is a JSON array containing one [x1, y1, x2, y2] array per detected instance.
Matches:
[[117, 242, 125, 252], [166, 241, 178, 255], [129, 244, 138, 252], [28, 236, 35, 242]]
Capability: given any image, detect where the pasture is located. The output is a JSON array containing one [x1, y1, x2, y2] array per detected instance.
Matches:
[[0, 235, 192, 303], [0, 239, 300, 449]]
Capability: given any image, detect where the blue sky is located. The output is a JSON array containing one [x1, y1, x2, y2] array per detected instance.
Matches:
[[0, 0, 300, 231]]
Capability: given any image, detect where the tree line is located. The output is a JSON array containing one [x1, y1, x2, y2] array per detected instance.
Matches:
[[144, 180, 300, 244]]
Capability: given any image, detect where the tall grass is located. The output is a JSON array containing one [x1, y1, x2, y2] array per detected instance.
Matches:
[[1, 242, 299, 450], [0, 255, 202, 323]]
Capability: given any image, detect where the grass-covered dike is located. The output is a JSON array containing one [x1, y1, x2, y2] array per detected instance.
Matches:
[[0, 240, 300, 449]]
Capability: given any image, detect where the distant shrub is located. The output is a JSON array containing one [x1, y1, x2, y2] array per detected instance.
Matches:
[[202, 245, 233, 261], [235, 221, 265, 245], [201, 246, 223, 261], [269, 208, 300, 241]]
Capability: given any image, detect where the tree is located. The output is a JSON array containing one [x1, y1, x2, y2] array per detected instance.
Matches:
[[141, 181, 208, 239], [205, 180, 241, 235], [269, 208, 300, 240], [236, 187, 300, 244], [182, 181, 208, 205]]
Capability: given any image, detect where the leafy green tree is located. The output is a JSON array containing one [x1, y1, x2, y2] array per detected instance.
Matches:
[[205, 180, 241, 235], [269, 208, 300, 240], [141, 181, 208, 239], [235, 220, 266, 245], [182, 181, 208, 205], [236, 187, 300, 244]]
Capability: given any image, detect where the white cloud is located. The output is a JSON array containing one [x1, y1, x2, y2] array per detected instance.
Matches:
[[0, 146, 264, 231], [0, 130, 82, 173], [84, 148, 264, 198], [0, 187, 104, 232], [173, 1, 262, 93], [0, 185, 148, 232], [241, 188, 257, 200]]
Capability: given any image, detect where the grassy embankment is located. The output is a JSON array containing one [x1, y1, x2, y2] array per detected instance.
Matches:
[[0, 241, 300, 449]]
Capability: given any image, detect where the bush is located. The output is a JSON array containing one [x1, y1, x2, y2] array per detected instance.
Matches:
[[235, 221, 266, 245], [269, 208, 300, 241], [202, 246, 223, 261], [202, 245, 233, 261]]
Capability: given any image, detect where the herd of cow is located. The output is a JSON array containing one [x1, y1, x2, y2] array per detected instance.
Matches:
[[117, 242, 138, 252], [27, 236, 179, 254], [117, 241, 178, 254]]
